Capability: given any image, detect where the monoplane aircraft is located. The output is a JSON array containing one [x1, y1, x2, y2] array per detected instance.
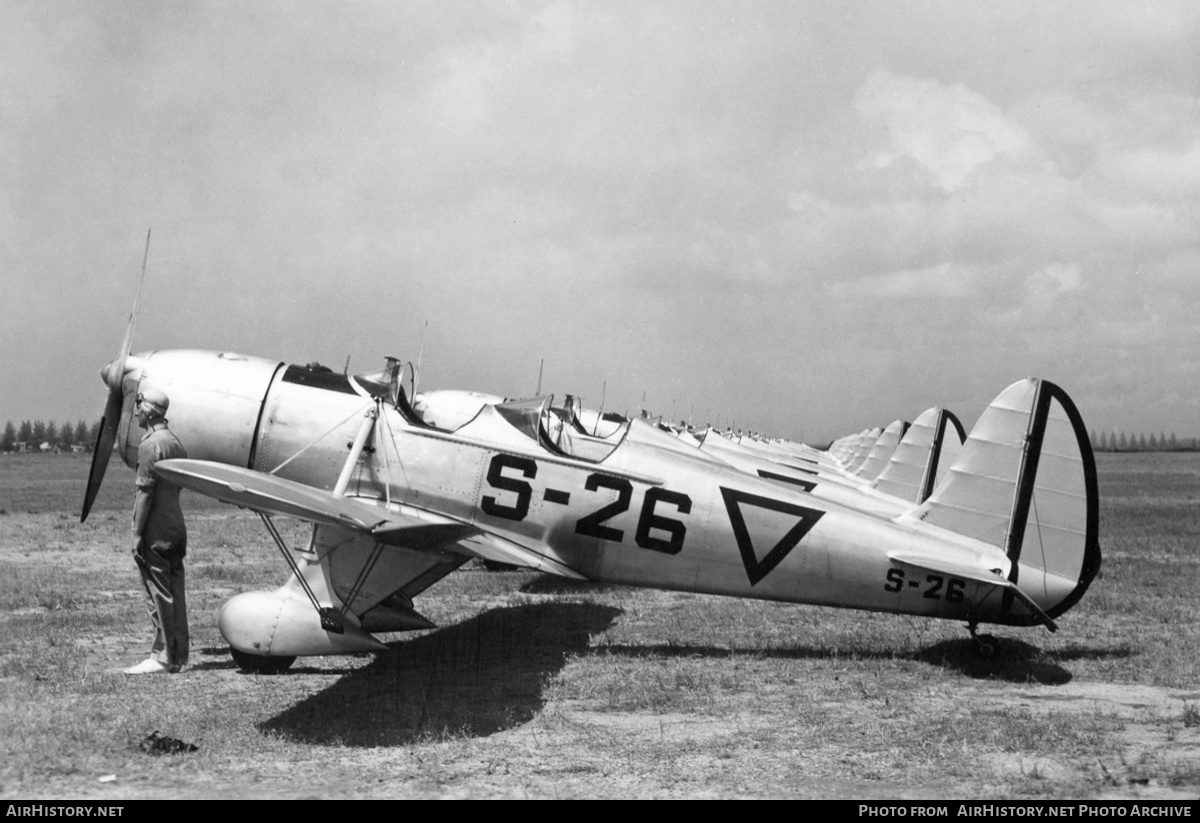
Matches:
[[83, 299, 1100, 671]]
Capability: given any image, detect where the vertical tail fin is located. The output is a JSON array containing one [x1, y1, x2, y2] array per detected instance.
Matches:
[[900, 379, 1101, 622], [852, 419, 910, 481], [871, 407, 965, 504], [841, 426, 884, 474]]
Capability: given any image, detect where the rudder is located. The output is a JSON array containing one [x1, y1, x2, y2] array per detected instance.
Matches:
[[900, 379, 1101, 623]]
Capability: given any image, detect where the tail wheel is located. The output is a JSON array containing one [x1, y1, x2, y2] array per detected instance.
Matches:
[[968, 622, 1000, 659], [973, 633, 999, 659], [230, 647, 296, 674]]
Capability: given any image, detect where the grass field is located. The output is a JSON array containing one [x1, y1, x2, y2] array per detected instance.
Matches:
[[0, 451, 1197, 799]]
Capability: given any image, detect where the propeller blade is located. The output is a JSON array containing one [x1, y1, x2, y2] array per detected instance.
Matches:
[[81, 387, 124, 521], [105, 229, 150, 394], [81, 230, 152, 522]]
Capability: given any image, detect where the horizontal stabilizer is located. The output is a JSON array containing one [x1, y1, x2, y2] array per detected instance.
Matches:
[[887, 550, 1007, 587], [887, 550, 1057, 631]]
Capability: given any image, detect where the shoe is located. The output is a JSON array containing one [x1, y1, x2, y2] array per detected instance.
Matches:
[[124, 658, 168, 675], [168, 664, 186, 674]]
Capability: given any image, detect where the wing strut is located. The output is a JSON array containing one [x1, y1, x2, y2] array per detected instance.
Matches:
[[325, 402, 392, 631], [260, 404, 385, 636], [327, 400, 408, 630], [334, 405, 378, 494], [259, 512, 344, 633]]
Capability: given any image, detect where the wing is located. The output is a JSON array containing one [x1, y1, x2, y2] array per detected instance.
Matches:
[[155, 458, 585, 577], [156, 458, 471, 544]]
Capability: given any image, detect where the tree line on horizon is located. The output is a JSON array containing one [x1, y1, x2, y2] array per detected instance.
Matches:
[[1090, 430, 1198, 452], [3, 416, 1198, 456], [1, 419, 99, 453]]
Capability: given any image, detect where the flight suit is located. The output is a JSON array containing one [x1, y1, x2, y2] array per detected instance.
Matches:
[[132, 424, 189, 670]]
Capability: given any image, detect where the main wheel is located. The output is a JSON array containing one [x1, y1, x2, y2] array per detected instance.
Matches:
[[230, 647, 296, 674]]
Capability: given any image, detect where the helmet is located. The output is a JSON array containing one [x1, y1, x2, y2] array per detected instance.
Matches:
[[137, 386, 170, 417]]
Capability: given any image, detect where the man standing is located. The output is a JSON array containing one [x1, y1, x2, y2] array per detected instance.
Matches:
[[124, 386, 189, 675]]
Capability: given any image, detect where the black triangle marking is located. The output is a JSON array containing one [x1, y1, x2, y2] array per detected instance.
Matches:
[[756, 469, 817, 492], [719, 487, 825, 585]]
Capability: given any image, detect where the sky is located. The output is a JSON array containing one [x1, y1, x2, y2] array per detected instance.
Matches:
[[2, 1, 1198, 444]]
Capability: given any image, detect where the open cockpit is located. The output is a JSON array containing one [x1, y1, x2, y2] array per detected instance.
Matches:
[[484, 394, 627, 462], [351, 358, 628, 463]]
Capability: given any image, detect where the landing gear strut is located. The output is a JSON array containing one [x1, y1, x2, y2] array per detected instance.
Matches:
[[968, 622, 1000, 659]]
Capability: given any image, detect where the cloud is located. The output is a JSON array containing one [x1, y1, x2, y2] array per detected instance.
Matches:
[[996, 262, 1085, 325], [825, 261, 980, 300], [4, 3, 1200, 441], [1105, 140, 1200, 196], [854, 68, 1037, 191], [1035, 262, 1081, 294]]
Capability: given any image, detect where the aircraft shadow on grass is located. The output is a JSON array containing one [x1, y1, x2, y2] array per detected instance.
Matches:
[[585, 635, 1133, 686], [257, 601, 620, 746], [520, 574, 1126, 685], [917, 638, 1075, 684], [917, 639, 1131, 683], [252, 601, 1133, 748]]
